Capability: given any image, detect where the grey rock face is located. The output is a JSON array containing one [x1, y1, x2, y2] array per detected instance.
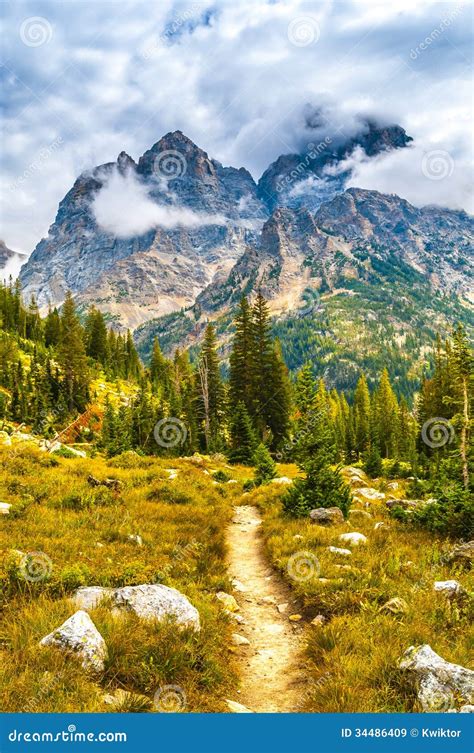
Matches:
[[73, 583, 200, 631], [399, 644, 474, 711], [39, 610, 108, 672], [19, 131, 268, 329]]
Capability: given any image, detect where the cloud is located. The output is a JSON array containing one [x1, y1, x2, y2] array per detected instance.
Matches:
[[0, 0, 472, 254], [91, 168, 227, 237], [340, 143, 474, 214]]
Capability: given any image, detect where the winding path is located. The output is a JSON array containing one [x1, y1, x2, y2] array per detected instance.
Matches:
[[226, 505, 307, 712]]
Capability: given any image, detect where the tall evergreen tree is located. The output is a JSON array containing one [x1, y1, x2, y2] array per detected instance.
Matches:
[[58, 292, 89, 412]]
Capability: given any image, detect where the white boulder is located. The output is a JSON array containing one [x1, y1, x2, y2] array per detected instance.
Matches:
[[73, 584, 200, 631], [40, 610, 108, 673], [327, 546, 352, 557], [339, 532, 367, 546], [434, 580, 465, 597], [399, 644, 474, 711], [356, 487, 386, 501]]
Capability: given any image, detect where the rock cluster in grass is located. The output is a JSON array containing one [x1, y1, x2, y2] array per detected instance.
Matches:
[[73, 584, 200, 632], [399, 644, 474, 712]]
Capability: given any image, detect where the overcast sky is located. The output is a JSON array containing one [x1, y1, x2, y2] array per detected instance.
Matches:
[[1, 0, 472, 254]]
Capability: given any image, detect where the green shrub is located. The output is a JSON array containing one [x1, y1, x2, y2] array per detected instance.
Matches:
[[253, 444, 277, 486], [213, 470, 231, 483], [363, 446, 382, 477], [283, 462, 351, 518]]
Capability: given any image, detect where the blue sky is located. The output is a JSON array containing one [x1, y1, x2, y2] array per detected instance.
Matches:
[[1, 0, 472, 254]]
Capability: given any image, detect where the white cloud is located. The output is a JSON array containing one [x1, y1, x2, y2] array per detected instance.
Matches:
[[0, 0, 472, 254], [342, 143, 474, 214], [91, 168, 227, 237]]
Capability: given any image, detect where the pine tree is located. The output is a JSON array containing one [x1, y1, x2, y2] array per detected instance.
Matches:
[[253, 443, 277, 485], [450, 324, 473, 490], [229, 401, 257, 464], [58, 292, 90, 412], [229, 297, 254, 415], [353, 374, 371, 457], [44, 306, 61, 348], [85, 307, 108, 364], [196, 324, 225, 452], [372, 368, 399, 458], [282, 414, 351, 518], [295, 362, 316, 417]]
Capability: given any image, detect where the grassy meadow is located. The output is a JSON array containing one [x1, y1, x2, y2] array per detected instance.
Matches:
[[0, 445, 247, 712], [249, 471, 474, 713]]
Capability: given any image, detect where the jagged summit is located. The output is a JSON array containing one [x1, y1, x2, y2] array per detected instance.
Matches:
[[16, 122, 472, 355]]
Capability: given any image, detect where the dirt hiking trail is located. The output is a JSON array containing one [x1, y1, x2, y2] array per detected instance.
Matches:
[[226, 504, 307, 712]]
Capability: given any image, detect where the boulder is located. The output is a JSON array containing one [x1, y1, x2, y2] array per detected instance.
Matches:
[[127, 534, 143, 546], [339, 532, 367, 546], [311, 615, 326, 627], [231, 633, 250, 646], [446, 541, 473, 569], [327, 546, 352, 557], [379, 597, 409, 615], [349, 509, 372, 521], [0, 431, 11, 446], [216, 591, 239, 612], [40, 610, 108, 673], [374, 521, 390, 531], [399, 644, 474, 711], [348, 476, 367, 489], [309, 507, 344, 526], [356, 487, 386, 501], [434, 580, 465, 597], [73, 586, 114, 610], [387, 481, 399, 491], [270, 476, 292, 485], [0, 502, 12, 515], [225, 699, 254, 713], [344, 467, 366, 480], [73, 584, 200, 631]]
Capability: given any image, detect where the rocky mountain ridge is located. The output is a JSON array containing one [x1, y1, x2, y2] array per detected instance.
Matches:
[[18, 124, 413, 328]]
